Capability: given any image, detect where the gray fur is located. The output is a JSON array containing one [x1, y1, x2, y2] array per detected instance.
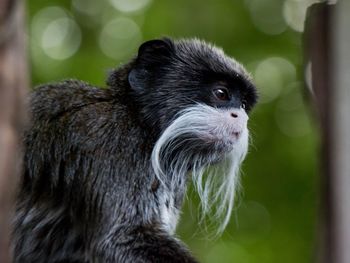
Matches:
[[12, 38, 257, 262]]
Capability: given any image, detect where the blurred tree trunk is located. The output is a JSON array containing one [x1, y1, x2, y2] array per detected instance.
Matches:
[[0, 0, 28, 262], [331, 1, 350, 262], [305, 2, 350, 263]]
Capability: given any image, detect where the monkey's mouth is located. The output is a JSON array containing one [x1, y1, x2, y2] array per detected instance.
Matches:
[[231, 130, 242, 140], [201, 128, 245, 147]]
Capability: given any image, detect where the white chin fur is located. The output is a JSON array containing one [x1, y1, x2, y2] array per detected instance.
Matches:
[[151, 104, 249, 234]]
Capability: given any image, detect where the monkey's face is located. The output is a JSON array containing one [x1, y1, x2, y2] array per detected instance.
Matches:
[[129, 38, 257, 232], [128, 38, 257, 160]]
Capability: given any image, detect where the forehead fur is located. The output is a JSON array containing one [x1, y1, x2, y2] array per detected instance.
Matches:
[[172, 38, 251, 81]]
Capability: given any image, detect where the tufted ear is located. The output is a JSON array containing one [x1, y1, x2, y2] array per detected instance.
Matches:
[[137, 38, 174, 63], [128, 38, 174, 93]]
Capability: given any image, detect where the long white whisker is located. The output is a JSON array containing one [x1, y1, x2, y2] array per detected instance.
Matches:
[[151, 103, 249, 234]]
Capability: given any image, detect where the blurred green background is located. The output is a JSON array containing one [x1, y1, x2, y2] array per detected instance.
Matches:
[[26, 0, 320, 262]]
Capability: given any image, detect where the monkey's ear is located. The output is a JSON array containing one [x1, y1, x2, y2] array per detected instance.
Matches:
[[128, 68, 148, 93], [136, 38, 174, 63], [129, 38, 174, 92]]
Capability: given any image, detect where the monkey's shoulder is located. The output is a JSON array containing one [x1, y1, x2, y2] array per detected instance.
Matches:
[[27, 79, 145, 149], [30, 79, 114, 120]]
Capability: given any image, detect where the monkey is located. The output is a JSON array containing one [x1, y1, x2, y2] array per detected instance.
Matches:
[[12, 38, 258, 263]]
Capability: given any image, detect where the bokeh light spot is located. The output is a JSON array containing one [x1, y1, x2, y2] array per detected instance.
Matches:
[[31, 6, 81, 61], [275, 82, 312, 138], [31, 6, 67, 37], [283, 0, 320, 32], [109, 0, 152, 13], [305, 61, 314, 95], [278, 82, 304, 111], [41, 17, 81, 60], [245, 0, 287, 35], [254, 57, 296, 104], [72, 0, 103, 17], [99, 17, 142, 60]]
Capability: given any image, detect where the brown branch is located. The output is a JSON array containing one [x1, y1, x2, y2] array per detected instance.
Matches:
[[0, 1, 28, 262]]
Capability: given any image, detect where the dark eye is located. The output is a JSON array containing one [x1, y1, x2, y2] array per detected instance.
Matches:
[[213, 87, 230, 101]]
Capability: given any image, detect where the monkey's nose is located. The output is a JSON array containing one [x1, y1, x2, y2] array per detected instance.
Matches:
[[228, 109, 249, 124], [231, 112, 238, 118]]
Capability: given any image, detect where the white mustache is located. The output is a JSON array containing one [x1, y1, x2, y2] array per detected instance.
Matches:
[[151, 103, 249, 234]]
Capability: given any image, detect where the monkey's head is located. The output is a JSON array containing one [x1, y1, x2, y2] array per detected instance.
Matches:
[[118, 38, 257, 232]]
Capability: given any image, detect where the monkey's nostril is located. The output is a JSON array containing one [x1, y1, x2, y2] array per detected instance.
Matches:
[[231, 112, 238, 118]]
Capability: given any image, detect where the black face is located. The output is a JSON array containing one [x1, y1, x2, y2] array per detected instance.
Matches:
[[128, 38, 258, 131], [197, 72, 257, 113]]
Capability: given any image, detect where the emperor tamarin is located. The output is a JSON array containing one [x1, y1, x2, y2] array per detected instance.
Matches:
[[12, 38, 258, 262]]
